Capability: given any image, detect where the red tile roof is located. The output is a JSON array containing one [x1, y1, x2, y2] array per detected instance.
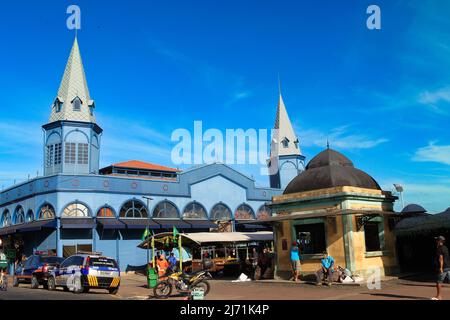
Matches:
[[111, 160, 180, 172]]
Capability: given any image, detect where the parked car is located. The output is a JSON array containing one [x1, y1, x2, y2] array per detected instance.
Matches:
[[13, 255, 65, 288], [47, 253, 120, 294]]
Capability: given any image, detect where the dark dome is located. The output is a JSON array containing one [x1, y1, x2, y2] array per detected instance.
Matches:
[[284, 148, 381, 194], [306, 148, 354, 169], [401, 204, 427, 214]]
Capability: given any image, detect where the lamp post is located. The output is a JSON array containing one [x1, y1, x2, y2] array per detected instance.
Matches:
[[142, 196, 153, 268], [393, 184, 404, 210]]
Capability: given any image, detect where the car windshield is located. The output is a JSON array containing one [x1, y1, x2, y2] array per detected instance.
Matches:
[[41, 256, 65, 264], [89, 257, 118, 268]]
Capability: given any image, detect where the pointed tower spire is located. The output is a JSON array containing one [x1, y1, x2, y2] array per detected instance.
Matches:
[[272, 87, 301, 156], [49, 37, 96, 123], [268, 81, 305, 189]]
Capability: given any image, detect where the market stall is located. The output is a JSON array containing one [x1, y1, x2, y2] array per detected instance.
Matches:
[[137, 231, 273, 276]]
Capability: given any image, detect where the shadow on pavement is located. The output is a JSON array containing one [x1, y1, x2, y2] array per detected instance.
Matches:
[[362, 293, 427, 300]]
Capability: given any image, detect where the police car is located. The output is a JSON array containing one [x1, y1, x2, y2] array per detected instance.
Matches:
[[47, 252, 120, 294]]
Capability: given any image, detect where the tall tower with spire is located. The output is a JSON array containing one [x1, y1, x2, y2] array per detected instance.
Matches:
[[267, 89, 305, 189], [42, 38, 102, 176]]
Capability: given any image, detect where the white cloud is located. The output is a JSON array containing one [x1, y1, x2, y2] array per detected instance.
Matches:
[[412, 142, 450, 165], [419, 87, 450, 105], [297, 125, 388, 150]]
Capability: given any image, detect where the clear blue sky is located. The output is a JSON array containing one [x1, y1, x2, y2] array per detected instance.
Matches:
[[0, 0, 449, 212]]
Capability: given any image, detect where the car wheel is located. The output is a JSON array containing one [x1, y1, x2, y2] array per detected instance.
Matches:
[[12, 277, 19, 287], [47, 277, 56, 291], [73, 276, 83, 294], [108, 287, 119, 295], [31, 275, 39, 289]]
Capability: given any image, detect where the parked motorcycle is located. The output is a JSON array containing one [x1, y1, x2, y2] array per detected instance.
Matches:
[[153, 270, 211, 299]]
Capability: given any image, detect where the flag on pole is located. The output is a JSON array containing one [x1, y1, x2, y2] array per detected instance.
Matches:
[[141, 227, 150, 241], [173, 226, 179, 244]]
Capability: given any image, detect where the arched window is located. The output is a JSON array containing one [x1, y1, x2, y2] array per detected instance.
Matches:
[[97, 207, 115, 218], [14, 206, 25, 224], [39, 204, 55, 220], [234, 204, 255, 220], [119, 200, 147, 218], [2, 210, 12, 227], [62, 203, 90, 217], [257, 205, 272, 220], [182, 202, 207, 219], [153, 201, 179, 219], [26, 210, 34, 222], [72, 96, 82, 111], [210, 203, 232, 221]]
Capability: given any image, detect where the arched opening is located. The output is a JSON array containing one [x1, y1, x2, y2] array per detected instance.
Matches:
[[182, 202, 208, 219], [62, 202, 90, 217], [39, 204, 55, 220], [119, 200, 148, 218], [234, 204, 255, 220], [97, 206, 115, 218], [257, 205, 272, 220], [14, 206, 25, 224], [152, 201, 179, 219], [1, 210, 11, 227], [210, 203, 232, 221]]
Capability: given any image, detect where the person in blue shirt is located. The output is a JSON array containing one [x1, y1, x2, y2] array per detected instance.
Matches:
[[315, 251, 335, 286], [168, 252, 178, 272], [290, 242, 301, 282]]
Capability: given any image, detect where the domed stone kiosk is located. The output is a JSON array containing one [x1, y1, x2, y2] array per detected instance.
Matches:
[[267, 148, 400, 280]]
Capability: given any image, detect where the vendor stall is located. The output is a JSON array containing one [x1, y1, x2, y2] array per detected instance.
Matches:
[[138, 231, 273, 276]]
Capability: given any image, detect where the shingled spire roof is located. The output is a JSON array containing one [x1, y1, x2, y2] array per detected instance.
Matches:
[[49, 37, 96, 123], [272, 91, 302, 157]]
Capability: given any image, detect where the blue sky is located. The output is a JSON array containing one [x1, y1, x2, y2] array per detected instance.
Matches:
[[0, 0, 449, 212]]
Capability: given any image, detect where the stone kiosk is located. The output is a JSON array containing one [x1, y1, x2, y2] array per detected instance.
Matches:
[[266, 148, 400, 280]]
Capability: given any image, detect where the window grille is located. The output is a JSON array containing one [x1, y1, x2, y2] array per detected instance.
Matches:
[[77, 143, 88, 164], [65, 142, 76, 164]]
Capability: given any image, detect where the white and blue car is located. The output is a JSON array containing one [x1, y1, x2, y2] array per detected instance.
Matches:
[[47, 253, 120, 294]]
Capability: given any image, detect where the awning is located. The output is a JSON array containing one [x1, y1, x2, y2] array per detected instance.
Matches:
[[16, 219, 57, 233], [120, 218, 160, 229], [61, 218, 96, 229], [182, 219, 217, 229], [96, 218, 126, 229], [138, 231, 274, 248], [154, 219, 191, 229], [0, 226, 17, 236]]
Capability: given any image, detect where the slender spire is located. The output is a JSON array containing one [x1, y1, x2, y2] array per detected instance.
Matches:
[[49, 37, 96, 124], [272, 82, 301, 157]]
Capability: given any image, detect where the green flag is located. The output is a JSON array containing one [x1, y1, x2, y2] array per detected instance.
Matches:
[[142, 227, 150, 241], [173, 226, 179, 244]]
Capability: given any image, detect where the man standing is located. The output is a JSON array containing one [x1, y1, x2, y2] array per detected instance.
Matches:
[[290, 242, 301, 282], [432, 236, 450, 300], [168, 252, 177, 272], [316, 251, 335, 286]]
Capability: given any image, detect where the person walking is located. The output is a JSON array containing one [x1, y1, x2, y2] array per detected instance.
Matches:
[[290, 242, 301, 282], [432, 236, 450, 300]]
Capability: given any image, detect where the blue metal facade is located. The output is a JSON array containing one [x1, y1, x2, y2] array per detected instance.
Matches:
[[0, 164, 281, 270]]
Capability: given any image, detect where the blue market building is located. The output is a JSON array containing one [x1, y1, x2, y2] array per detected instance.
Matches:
[[0, 38, 305, 271]]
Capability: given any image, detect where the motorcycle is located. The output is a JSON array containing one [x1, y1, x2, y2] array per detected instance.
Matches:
[[153, 270, 212, 299]]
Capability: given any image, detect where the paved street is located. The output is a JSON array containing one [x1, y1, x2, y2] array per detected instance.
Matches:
[[1, 273, 449, 300]]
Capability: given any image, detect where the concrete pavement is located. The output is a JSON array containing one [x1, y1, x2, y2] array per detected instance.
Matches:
[[1, 273, 448, 300]]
